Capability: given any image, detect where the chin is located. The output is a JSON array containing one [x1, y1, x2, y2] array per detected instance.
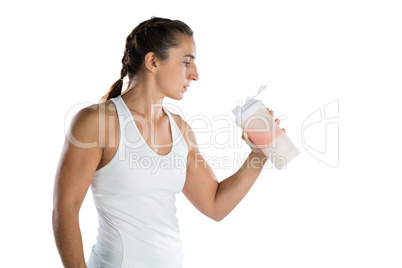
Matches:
[[166, 92, 185, 100], [176, 94, 185, 100]]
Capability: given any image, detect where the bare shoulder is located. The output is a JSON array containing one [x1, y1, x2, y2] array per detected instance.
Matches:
[[54, 101, 117, 212], [68, 100, 117, 146]]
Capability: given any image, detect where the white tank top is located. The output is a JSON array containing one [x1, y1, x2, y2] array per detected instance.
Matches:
[[86, 95, 188, 268]]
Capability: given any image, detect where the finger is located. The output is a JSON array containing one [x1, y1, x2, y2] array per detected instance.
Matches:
[[266, 107, 274, 116], [243, 131, 249, 140], [244, 131, 257, 144], [242, 130, 250, 141], [243, 131, 255, 145], [242, 131, 251, 144], [275, 118, 280, 124], [244, 135, 260, 151], [282, 128, 286, 133]]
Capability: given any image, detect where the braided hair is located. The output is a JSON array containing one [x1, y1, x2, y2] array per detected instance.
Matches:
[[99, 17, 194, 102]]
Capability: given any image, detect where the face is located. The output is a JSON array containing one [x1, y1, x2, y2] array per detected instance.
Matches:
[[154, 34, 199, 100]]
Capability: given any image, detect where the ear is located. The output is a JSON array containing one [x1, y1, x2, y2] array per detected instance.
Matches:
[[144, 52, 158, 73]]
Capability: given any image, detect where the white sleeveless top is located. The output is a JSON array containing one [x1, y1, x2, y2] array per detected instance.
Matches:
[[86, 95, 188, 268]]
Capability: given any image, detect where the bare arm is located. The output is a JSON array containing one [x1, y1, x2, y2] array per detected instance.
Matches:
[[213, 151, 267, 221], [52, 105, 103, 268], [181, 109, 278, 222]]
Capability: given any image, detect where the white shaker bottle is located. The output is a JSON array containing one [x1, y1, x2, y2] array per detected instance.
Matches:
[[232, 85, 300, 169]]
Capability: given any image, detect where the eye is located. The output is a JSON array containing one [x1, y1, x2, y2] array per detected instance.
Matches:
[[184, 61, 191, 66]]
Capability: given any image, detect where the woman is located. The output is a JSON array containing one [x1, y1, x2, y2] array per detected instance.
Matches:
[[52, 17, 284, 268]]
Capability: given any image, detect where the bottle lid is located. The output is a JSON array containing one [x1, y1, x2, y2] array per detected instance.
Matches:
[[232, 85, 267, 126], [232, 99, 265, 126]]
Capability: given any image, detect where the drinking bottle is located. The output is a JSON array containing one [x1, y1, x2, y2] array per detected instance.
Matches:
[[232, 85, 300, 169]]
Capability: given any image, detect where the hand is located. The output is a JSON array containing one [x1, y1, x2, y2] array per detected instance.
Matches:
[[242, 108, 286, 154]]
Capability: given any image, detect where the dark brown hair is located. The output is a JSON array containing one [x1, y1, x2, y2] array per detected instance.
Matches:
[[99, 17, 193, 103]]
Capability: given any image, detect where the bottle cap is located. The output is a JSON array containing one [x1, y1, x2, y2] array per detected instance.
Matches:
[[232, 85, 267, 127]]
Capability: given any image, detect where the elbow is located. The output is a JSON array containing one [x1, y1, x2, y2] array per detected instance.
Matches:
[[205, 210, 224, 222], [52, 207, 63, 225], [210, 204, 227, 222], [214, 217, 223, 222], [52, 206, 79, 225], [52, 208, 60, 232], [212, 212, 226, 222]]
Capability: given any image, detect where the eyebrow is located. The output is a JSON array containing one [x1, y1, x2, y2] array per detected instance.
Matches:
[[183, 54, 196, 60]]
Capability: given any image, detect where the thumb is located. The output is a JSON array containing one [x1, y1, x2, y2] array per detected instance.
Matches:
[[242, 131, 260, 152]]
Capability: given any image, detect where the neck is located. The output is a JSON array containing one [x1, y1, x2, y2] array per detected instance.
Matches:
[[121, 78, 166, 122]]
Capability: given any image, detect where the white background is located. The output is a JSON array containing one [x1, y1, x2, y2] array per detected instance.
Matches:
[[1, 0, 401, 267]]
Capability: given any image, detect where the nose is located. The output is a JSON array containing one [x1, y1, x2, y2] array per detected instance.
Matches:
[[189, 64, 199, 81]]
